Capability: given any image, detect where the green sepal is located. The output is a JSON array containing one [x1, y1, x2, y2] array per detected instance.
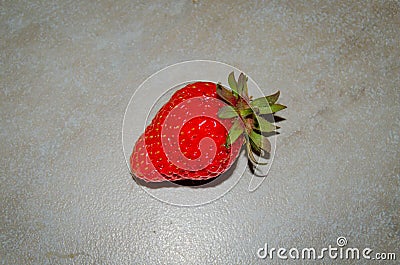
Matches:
[[249, 130, 272, 153], [216, 83, 236, 105], [249, 136, 262, 154], [243, 76, 248, 98], [238, 108, 253, 117], [253, 103, 287, 114], [254, 115, 277, 132], [250, 91, 281, 108], [228, 72, 239, 98], [218, 105, 238, 119], [266, 90, 280, 105], [237, 73, 246, 97], [245, 135, 269, 165], [226, 119, 244, 146], [269, 103, 287, 113]]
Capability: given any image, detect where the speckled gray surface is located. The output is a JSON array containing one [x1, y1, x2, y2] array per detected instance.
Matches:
[[1, 0, 399, 264]]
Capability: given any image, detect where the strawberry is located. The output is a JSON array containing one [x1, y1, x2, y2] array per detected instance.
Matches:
[[130, 72, 286, 182]]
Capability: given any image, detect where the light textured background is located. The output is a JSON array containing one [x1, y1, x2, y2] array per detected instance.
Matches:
[[1, 0, 399, 264]]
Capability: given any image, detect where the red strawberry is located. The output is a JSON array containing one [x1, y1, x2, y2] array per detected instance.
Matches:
[[130, 72, 286, 182]]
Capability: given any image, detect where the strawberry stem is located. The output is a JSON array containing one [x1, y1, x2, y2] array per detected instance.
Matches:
[[217, 72, 286, 166]]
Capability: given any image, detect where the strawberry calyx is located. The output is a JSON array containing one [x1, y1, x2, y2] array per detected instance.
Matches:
[[217, 72, 286, 165]]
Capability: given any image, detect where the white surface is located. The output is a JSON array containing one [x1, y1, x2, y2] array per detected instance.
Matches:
[[1, 1, 399, 264]]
